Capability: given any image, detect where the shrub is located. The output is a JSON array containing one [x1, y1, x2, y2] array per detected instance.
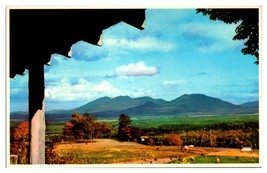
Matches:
[[146, 138, 155, 146], [163, 134, 182, 146]]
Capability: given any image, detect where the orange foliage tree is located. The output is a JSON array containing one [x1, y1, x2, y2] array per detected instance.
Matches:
[[163, 134, 182, 146], [63, 113, 112, 139], [10, 121, 29, 164], [12, 121, 29, 142]]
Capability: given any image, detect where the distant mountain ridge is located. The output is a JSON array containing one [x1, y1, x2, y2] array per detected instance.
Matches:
[[239, 101, 259, 108], [11, 94, 259, 119], [72, 95, 167, 114], [47, 94, 258, 117]]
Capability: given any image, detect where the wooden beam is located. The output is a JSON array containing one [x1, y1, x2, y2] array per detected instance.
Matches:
[[28, 65, 46, 164], [30, 101, 45, 164]]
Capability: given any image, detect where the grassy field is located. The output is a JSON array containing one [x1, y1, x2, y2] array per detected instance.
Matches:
[[46, 124, 65, 134], [51, 139, 259, 164], [170, 156, 259, 164], [124, 114, 258, 128], [45, 114, 259, 134]]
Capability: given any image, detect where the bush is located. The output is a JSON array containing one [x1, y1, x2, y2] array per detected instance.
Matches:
[[163, 134, 182, 146], [145, 138, 155, 146], [10, 142, 28, 164], [50, 134, 63, 143]]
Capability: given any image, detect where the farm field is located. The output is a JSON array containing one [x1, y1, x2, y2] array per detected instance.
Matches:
[[51, 139, 259, 164], [45, 114, 259, 134]]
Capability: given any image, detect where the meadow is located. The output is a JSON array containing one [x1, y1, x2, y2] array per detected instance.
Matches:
[[170, 156, 259, 164], [49, 139, 259, 164]]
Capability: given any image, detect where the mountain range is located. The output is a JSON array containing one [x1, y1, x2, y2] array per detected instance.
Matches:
[[10, 94, 259, 120], [45, 94, 258, 117]]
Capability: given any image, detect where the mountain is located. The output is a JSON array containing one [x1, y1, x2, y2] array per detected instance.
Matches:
[[166, 94, 242, 114], [71, 95, 168, 114], [56, 94, 258, 117], [124, 101, 161, 115], [12, 94, 259, 120], [120, 94, 258, 116], [239, 101, 259, 108]]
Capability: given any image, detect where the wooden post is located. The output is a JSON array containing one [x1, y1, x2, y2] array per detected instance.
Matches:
[[10, 155, 18, 164], [30, 101, 45, 164], [28, 65, 46, 164]]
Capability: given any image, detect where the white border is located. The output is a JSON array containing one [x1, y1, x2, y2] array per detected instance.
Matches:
[[2, 0, 266, 173]]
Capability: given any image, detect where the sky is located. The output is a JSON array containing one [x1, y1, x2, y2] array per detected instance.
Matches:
[[9, 9, 259, 112]]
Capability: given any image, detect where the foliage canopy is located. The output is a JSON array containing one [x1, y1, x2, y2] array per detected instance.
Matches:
[[63, 113, 112, 139]]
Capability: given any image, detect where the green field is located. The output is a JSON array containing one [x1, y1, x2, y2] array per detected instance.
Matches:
[[46, 124, 65, 134], [170, 156, 259, 164], [128, 114, 258, 128], [45, 114, 258, 134]]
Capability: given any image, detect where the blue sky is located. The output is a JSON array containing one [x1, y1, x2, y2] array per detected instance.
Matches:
[[10, 9, 259, 112]]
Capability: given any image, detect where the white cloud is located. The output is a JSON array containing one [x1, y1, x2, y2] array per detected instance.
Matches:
[[44, 77, 156, 104], [92, 81, 120, 95], [126, 88, 155, 98], [103, 37, 175, 52], [111, 61, 159, 77], [45, 78, 120, 101]]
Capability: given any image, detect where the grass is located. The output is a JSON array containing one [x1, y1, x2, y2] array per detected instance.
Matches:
[[52, 140, 259, 164], [101, 114, 258, 127], [54, 140, 187, 164], [59, 148, 142, 164], [170, 155, 259, 164], [130, 114, 259, 128], [46, 124, 65, 134]]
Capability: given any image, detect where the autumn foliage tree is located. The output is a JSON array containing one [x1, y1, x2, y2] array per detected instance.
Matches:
[[10, 121, 29, 164], [12, 121, 29, 142], [163, 134, 182, 146], [63, 113, 111, 139]]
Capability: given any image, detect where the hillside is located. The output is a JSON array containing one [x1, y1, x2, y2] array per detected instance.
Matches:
[[120, 94, 258, 116], [49, 94, 258, 117], [72, 96, 168, 113], [239, 101, 259, 108]]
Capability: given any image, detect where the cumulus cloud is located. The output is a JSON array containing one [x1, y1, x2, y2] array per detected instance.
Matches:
[[130, 88, 155, 98], [45, 78, 120, 101], [92, 81, 120, 94], [44, 77, 156, 104], [107, 61, 159, 78]]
